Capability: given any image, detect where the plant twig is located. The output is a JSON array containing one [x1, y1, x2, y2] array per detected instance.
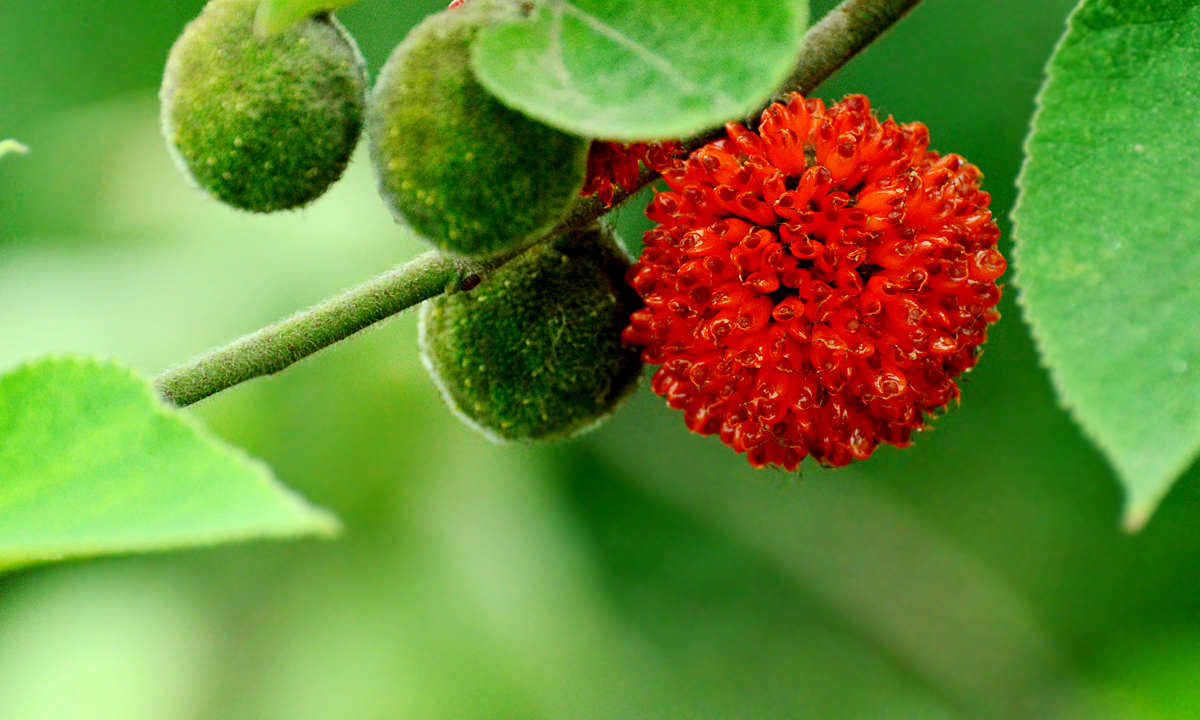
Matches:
[[156, 0, 925, 407], [156, 252, 469, 406], [781, 0, 922, 107]]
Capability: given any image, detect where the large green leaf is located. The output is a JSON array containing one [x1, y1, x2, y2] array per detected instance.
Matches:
[[0, 357, 337, 571], [471, 0, 807, 141], [254, 0, 359, 35], [1013, 0, 1200, 529]]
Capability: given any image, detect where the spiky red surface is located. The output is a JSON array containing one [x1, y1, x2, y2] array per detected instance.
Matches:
[[622, 93, 1005, 469], [582, 140, 685, 207]]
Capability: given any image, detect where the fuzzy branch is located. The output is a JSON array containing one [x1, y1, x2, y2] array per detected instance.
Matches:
[[156, 252, 468, 406], [155, 0, 924, 407]]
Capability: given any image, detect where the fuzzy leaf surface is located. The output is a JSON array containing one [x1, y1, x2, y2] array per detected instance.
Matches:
[[254, 0, 358, 35], [1014, 0, 1200, 528], [472, 0, 807, 140], [0, 357, 337, 571]]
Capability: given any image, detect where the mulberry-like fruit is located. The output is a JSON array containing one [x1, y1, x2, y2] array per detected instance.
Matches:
[[623, 93, 1005, 469], [420, 224, 643, 442], [581, 140, 685, 207], [369, 0, 590, 257], [161, 0, 367, 213]]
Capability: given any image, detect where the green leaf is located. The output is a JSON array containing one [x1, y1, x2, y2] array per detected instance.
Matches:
[[0, 357, 338, 571], [0, 139, 28, 159], [254, 0, 358, 36], [1013, 0, 1200, 529], [471, 0, 807, 141]]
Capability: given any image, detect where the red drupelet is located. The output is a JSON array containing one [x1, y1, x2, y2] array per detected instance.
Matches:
[[622, 93, 1005, 469]]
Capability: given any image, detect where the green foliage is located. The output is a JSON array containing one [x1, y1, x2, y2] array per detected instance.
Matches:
[[18, 0, 1200, 716], [160, 0, 367, 213], [471, 0, 808, 141], [1013, 0, 1200, 528], [0, 357, 337, 573], [255, 0, 361, 36], [368, 0, 589, 257], [419, 224, 643, 442]]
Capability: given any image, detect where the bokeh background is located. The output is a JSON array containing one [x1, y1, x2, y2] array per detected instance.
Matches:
[[3, 0, 1199, 717]]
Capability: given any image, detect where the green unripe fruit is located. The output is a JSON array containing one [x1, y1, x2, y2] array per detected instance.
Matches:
[[419, 224, 644, 442], [161, 0, 367, 213], [368, 0, 590, 257]]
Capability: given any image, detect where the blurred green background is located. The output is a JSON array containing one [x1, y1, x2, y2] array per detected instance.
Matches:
[[3, 0, 1199, 717]]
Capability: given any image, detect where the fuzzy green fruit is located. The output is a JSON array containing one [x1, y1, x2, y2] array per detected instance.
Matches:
[[368, 0, 590, 257], [161, 0, 367, 213], [420, 224, 643, 442]]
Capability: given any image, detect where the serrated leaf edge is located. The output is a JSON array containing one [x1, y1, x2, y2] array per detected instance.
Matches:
[[1009, 0, 1189, 531]]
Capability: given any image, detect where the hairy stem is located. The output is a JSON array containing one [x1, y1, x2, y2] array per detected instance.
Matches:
[[781, 0, 922, 107], [156, 252, 468, 406], [156, 0, 924, 407]]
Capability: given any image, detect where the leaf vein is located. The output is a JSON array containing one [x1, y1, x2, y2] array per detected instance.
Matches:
[[554, 0, 735, 109]]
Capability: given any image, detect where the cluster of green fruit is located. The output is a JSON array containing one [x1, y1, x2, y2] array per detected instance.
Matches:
[[160, 0, 642, 442]]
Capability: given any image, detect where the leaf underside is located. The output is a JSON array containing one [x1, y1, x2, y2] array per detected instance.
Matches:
[[1014, 0, 1200, 528], [472, 0, 808, 141], [0, 357, 337, 572]]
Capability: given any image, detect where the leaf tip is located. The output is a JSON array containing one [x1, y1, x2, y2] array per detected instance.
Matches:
[[1121, 503, 1151, 533], [1112, 451, 1194, 534], [298, 504, 343, 538], [0, 139, 29, 159], [224, 453, 344, 540], [1120, 482, 1168, 533]]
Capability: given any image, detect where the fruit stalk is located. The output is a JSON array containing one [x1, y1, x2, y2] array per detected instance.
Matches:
[[155, 0, 926, 407], [155, 252, 469, 406]]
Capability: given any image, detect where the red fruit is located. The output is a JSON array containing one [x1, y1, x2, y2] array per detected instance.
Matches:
[[582, 140, 685, 207], [622, 93, 1004, 470]]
